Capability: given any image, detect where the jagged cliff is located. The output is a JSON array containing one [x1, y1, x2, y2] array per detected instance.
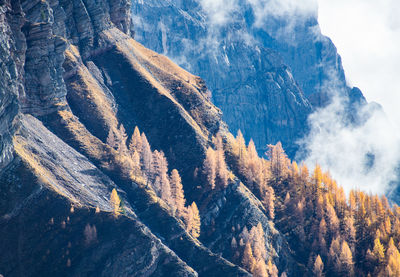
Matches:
[[130, 0, 366, 156], [0, 0, 299, 276]]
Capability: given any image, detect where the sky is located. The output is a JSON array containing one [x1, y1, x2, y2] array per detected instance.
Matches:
[[299, 0, 400, 195], [318, 0, 400, 127]]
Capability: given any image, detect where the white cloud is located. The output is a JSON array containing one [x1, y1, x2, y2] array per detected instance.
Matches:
[[298, 91, 400, 195], [318, 0, 400, 127], [247, 0, 317, 26], [196, 0, 318, 45], [198, 0, 239, 26], [303, 0, 400, 196]]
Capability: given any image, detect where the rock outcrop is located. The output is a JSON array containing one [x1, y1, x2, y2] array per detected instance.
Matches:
[[0, 2, 22, 171]]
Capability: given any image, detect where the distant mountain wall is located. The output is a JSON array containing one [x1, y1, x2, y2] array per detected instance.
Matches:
[[131, 0, 365, 156]]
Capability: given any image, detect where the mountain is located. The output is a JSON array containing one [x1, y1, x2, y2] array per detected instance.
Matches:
[[2, 0, 400, 277], [0, 0, 293, 275], [130, 0, 366, 156]]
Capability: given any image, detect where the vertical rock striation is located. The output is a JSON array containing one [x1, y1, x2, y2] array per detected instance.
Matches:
[[0, 0, 23, 170], [130, 0, 366, 156]]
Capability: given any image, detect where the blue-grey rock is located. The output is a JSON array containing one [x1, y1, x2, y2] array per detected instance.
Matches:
[[131, 0, 366, 156]]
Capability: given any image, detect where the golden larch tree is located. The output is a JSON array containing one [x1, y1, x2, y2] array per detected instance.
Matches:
[[140, 133, 153, 180], [129, 126, 142, 154], [203, 147, 217, 190], [185, 202, 201, 238], [253, 259, 268, 277], [236, 130, 248, 162], [170, 169, 186, 217], [385, 238, 400, 276], [339, 240, 354, 276], [313, 255, 324, 277], [110, 188, 121, 217], [215, 135, 228, 189], [266, 259, 278, 277], [242, 242, 256, 273], [266, 142, 289, 178], [117, 124, 128, 154], [373, 237, 385, 264]]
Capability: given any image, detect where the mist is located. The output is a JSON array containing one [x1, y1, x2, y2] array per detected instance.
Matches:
[[318, 0, 400, 127], [296, 0, 400, 195], [298, 94, 400, 195]]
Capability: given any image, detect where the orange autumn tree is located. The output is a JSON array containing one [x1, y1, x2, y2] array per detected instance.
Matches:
[[110, 188, 121, 217], [224, 133, 400, 276]]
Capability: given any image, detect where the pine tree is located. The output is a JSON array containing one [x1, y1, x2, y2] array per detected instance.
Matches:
[[242, 242, 256, 273], [247, 139, 258, 162], [236, 130, 247, 162], [170, 169, 186, 217], [266, 142, 289, 178], [118, 124, 128, 154], [231, 237, 238, 250], [240, 226, 250, 242], [189, 202, 201, 238], [141, 133, 153, 180], [291, 161, 300, 180], [385, 238, 400, 276], [318, 218, 328, 255], [231, 237, 240, 262], [106, 128, 119, 150], [129, 126, 142, 154], [216, 148, 229, 189], [339, 241, 354, 276], [184, 204, 193, 234], [326, 203, 340, 237], [131, 150, 142, 177], [151, 151, 162, 194], [343, 215, 356, 249], [373, 237, 385, 264], [284, 192, 291, 207], [249, 223, 266, 261], [160, 173, 172, 207], [151, 151, 170, 201], [110, 188, 121, 217], [266, 259, 278, 277], [203, 147, 216, 190], [253, 259, 268, 277], [299, 163, 309, 184], [84, 224, 97, 245], [328, 237, 341, 272], [246, 139, 260, 184], [262, 185, 275, 220], [313, 255, 324, 277], [215, 135, 228, 189], [312, 164, 323, 187]]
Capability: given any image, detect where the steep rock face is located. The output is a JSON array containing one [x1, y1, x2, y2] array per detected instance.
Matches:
[[0, 0, 296, 275], [19, 0, 136, 116], [200, 180, 297, 274], [130, 0, 366, 156], [0, 1, 23, 170]]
